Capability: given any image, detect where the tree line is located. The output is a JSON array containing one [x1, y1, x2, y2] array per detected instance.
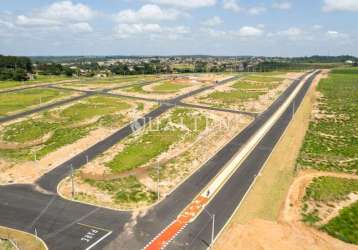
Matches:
[[0, 55, 33, 81]]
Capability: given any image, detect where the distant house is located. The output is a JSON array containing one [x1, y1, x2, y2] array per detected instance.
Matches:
[[345, 60, 354, 64]]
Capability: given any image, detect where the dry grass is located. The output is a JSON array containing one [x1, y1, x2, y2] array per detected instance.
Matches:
[[0, 226, 46, 250]]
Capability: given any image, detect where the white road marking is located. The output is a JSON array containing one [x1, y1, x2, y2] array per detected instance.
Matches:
[[85, 230, 112, 250]]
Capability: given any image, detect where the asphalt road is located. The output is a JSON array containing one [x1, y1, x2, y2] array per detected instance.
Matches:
[[0, 72, 317, 250], [169, 72, 320, 249]]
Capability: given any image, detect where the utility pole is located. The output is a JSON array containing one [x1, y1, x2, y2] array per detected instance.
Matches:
[[70, 164, 75, 198], [157, 160, 160, 200]]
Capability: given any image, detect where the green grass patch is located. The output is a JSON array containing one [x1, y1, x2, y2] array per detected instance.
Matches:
[[205, 89, 265, 105], [84, 176, 156, 204], [0, 96, 133, 161], [0, 81, 23, 90], [106, 108, 208, 173], [60, 96, 130, 123], [322, 201, 358, 245], [303, 176, 358, 202], [297, 69, 358, 174], [0, 88, 70, 116]]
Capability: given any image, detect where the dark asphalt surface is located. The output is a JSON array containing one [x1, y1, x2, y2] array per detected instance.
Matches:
[[0, 72, 317, 250]]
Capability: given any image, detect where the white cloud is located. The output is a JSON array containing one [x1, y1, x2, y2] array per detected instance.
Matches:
[[223, 0, 242, 12], [326, 30, 349, 39], [248, 6, 267, 15], [0, 19, 14, 28], [115, 4, 183, 23], [272, 1, 292, 10], [115, 23, 162, 38], [16, 1, 95, 28], [237, 26, 264, 37], [201, 27, 227, 37], [147, 0, 216, 9], [202, 16, 223, 26], [39, 1, 95, 22], [323, 0, 358, 12], [114, 23, 189, 39], [279, 27, 303, 37], [69, 22, 93, 33], [16, 15, 62, 27]]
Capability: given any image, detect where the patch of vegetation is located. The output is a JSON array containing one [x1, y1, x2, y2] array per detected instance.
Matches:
[[0, 239, 15, 250], [60, 96, 130, 123], [0, 96, 132, 161], [0, 81, 23, 90], [106, 108, 208, 173], [152, 81, 192, 93], [297, 68, 358, 174], [85, 176, 157, 204], [322, 201, 358, 245], [302, 211, 321, 225], [0, 88, 70, 116], [303, 177, 358, 202], [243, 75, 283, 83]]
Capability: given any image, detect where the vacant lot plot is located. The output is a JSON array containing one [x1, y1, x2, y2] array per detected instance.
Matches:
[[0, 88, 74, 116], [60, 75, 159, 91], [114, 78, 200, 99], [297, 68, 358, 174], [184, 72, 300, 112], [0, 96, 154, 184], [60, 107, 252, 209], [301, 176, 358, 244]]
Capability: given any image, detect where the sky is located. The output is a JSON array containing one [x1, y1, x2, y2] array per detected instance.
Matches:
[[0, 0, 357, 56]]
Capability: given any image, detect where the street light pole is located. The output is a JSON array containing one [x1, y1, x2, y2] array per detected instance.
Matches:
[[203, 208, 215, 249], [211, 214, 215, 248], [157, 160, 160, 200]]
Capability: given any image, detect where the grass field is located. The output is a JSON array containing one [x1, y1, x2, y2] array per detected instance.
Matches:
[[0, 88, 71, 116], [297, 68, 358, 174], [0, 96, 133, 161], [322, 201, 358, 244], [106, 108, 207, 173]]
